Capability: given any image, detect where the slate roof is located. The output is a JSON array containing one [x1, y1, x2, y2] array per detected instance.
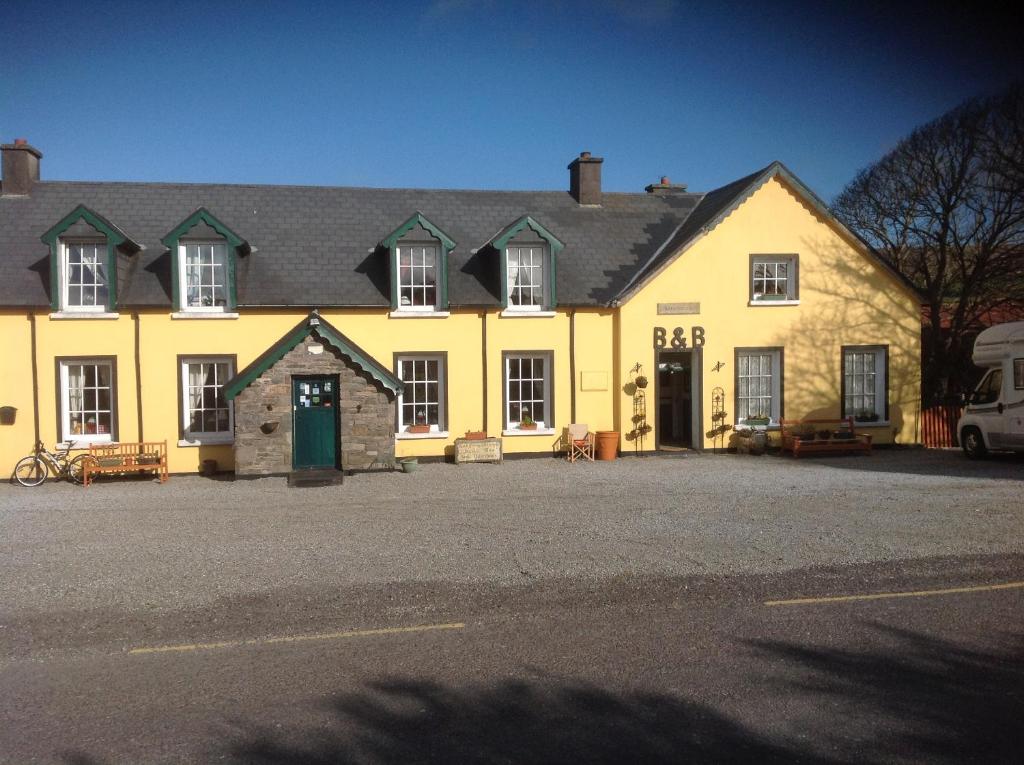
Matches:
[[0, 179, 704, 308]]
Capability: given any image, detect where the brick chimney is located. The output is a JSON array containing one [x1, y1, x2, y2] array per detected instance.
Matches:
[[568, 151, 603, 206], [1, 139, 42, 196], [645, 176, 688, 195]]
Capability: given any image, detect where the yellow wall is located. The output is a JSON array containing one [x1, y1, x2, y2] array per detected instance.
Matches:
[[617, 176, 922, 449], [1, 174, 923, 477], [0, 312, 38, 470]]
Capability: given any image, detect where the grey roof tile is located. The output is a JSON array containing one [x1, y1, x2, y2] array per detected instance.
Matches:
[[0, 180, 707, 308]]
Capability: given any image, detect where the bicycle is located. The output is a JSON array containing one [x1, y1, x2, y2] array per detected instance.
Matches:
[[12, 440, 98, 487]]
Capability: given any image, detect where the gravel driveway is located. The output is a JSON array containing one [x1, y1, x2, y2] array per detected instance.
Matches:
[[1, 449, 1022, 615]]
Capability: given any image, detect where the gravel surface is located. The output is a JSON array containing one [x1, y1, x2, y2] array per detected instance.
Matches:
[[1, 449, 1022, 615]]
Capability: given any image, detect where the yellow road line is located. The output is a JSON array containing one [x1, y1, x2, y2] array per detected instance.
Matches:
[[765, 581, 1024, 607], [128, 622, 465, 655]]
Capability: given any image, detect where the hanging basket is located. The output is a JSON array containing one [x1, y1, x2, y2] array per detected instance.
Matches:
[[635, 376, 648, 389]]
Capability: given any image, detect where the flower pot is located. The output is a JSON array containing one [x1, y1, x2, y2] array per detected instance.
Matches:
[[399, 458, 419, 473], [464, 431, 486, 440], [200, 459, 218, 477], [407, 424, 431, 434], [518, 423, 538, 431], [595, 431, 619, 460]]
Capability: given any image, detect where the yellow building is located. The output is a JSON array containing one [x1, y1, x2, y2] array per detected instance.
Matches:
[[0, 141, 921, 479]]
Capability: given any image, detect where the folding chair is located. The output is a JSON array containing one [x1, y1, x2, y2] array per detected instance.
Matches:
[[567, 423, 595, 462]]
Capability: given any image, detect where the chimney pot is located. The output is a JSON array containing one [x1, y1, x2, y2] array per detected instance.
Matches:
[[645, 176, 688, 195], [568, 151, 603, 206], [2, 139, 43, 196], [661, 176, 670, 185]]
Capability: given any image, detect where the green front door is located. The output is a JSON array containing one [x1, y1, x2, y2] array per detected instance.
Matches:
[[292, 376, 338, 469]]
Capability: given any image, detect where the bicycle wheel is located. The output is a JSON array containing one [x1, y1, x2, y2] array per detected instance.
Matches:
[[68, 454, 99, 485], [14, 455, 48, 487]]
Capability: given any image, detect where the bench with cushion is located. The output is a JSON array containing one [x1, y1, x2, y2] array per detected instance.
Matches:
[[83, 441, 169, 486], [780, 418, 872, 458]]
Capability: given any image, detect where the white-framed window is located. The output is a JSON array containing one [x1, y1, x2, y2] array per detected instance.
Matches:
[[843, 346, 887, 422], [505, 353, 552, 429], [507, 246, 546, 310], [736, 349, 782, 424], [181, 358, 234, 443], [751, 256, 797, 301], [180, 242, 229, 311], [396, 355, 445, 432], [59, 359, 114, 443], [397, 244, 438, 310], [61, 242, 109, 311]]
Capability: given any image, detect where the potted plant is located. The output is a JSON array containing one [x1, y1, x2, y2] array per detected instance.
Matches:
[[635, 374, 648, 389], [407, 410, 431, 434], [744, 413, 771, 427], [518, 411, 538, 430], [854, 409, 880, 423]]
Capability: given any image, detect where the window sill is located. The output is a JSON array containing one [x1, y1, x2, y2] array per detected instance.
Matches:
[[49, 312, 120, 320], [395, 430, 450, 440], [388, 311, 451, 319], [736, 423, 781, 432], [178, 437, 234, 447], [848, 421, 890, 428], [58, 439, 110, 448], [502, 428, 557, 437], [500, 309, 557, 318], [748, 300, 800, 307], [171, 312, 240, 319]]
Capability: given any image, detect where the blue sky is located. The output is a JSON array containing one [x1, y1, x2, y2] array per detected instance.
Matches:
[[2, 0, 1021, 200]]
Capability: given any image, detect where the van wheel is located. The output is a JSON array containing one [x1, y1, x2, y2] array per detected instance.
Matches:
[[961, 427, 987, 459]]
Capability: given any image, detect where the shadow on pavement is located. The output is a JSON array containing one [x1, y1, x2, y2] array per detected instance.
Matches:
[[748, 624, 1024, 763], [223, 678, 824, 764], [771, 447, 1024, 481]]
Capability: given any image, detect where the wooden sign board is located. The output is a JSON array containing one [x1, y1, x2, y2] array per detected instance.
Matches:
[[454, 437, 503, 465]]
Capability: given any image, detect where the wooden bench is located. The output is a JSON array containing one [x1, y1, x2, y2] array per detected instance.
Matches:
[[83, 441, 169, 486], [780, 418, 872, 458]]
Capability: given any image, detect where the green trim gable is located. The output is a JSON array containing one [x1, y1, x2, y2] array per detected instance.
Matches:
[[490, 215, 563, 309], [41, 205, 141, 312], [381, 212, 456, 311], [161, 208, 249, 311], [223, 311, 402, 401]]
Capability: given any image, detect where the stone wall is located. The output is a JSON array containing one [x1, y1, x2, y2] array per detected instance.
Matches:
[[234, 333, 395, 475]]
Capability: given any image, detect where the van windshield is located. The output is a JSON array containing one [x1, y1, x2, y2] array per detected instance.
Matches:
[[971, 369, 1003, 405]]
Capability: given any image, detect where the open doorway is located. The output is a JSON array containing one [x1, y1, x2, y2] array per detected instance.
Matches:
[[656, 350, 702, 450]]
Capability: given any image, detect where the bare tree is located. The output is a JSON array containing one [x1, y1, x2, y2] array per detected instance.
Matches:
[[833, 85, 1024, 403]]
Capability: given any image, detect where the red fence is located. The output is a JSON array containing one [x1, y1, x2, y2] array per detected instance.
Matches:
[[921, 404, 962, 448]]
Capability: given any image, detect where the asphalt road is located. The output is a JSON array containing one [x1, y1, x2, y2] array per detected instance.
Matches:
[[4, 552, 1023, 764]]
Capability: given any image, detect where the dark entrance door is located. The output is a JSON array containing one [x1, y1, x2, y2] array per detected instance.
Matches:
[[656, 350, 702, 450], [292, 376, 339, 469]]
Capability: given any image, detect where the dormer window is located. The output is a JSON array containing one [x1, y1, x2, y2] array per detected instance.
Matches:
[[397, 244, 438, 310], [61, 241, 109, 311], [490, 215, 563, 314], [162, 208, 249, 316], [181, 242, 229, 311], [506, 245, 547, 310], [381, 213, 456, 315], [41, 205, 140, 316]]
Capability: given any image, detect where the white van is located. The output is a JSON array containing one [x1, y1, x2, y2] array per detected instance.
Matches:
[[957, 321, 1024, 458]]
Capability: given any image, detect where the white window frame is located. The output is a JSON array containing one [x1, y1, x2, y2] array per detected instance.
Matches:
[[506, 246, 548, 311], [736, 349, 782, 425], [179, 242, 230, 313], [59, 359, 115, 444], [60, 241, 109, 312], [504, 353, 552, 431], [396, 244, 440, 312], [843, 346, 888, 423], [396, 355, 446, 435], [751, 255, 798, 303], [180, 357, 235, 445]]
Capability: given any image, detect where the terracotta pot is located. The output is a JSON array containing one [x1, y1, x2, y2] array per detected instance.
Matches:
[[464, 431, 486, 440], [407, 424, 431, 434], [595, 431, 619, 460], [518, 423, 538, 431]]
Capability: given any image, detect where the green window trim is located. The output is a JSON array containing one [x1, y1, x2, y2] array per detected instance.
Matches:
[[491, 215, 563, 309], [222, 311, 402, 401], [161, 208, 249, 311], [380, 212, 456, 311], [41, 205, 141, 312]]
